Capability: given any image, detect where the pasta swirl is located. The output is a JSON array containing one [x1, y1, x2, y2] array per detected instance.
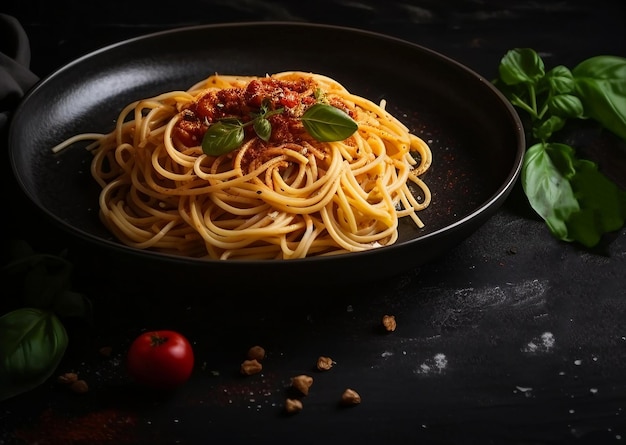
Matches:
[[52, 71, 432, 260]]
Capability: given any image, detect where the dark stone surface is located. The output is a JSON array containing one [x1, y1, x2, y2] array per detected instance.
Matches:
[[1, 1, 625, 444]]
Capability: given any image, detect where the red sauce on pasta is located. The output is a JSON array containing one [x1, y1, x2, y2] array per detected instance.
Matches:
[[173, 77, 320, 148]]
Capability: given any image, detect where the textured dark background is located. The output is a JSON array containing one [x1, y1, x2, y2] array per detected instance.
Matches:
[[1, 1, 625, 444]]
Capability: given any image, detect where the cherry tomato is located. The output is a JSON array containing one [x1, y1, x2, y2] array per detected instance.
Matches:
[[126, 330, 194, 390]]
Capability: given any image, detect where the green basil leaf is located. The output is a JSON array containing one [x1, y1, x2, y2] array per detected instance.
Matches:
[[543, 65, 575, 94], [521, 142, 579, 241], [263, 107, 284, 119], [566, 159, 626, 247], [253, 117, 272, 142], [202, 120, 245, 156], [0, 308, 68, 401], [6, 239, 36, 261], [498, 48, 545, 86], [52, 290, 93, 319], [547, 94, 584, 119], [544, 140, 576, 179], [23, 254, 73, 308], [1, 252, 74, 309], [301, 104, 358, 142], [572, 55, 626, 141], [533, 115, 565, 141], [258, 99, 270, 115], [522, 142, 626, 247]]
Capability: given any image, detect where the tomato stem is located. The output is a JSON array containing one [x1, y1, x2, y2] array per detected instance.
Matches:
[[150, 333, 168, 347]]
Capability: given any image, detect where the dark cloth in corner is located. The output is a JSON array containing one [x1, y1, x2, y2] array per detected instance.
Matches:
[[0, 13, 39, 131]]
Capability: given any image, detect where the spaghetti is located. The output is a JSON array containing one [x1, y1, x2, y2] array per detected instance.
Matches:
[[52, 71, 432, 260]]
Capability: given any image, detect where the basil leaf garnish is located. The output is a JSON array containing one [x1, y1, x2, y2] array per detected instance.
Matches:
[[253, 118, 272, 142], [202, 120, 245, 156], [301, 104, 358, 142], [200, 93, 358, 155]]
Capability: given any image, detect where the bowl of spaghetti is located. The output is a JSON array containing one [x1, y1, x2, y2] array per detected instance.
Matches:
[[9, 22, 524, 288]]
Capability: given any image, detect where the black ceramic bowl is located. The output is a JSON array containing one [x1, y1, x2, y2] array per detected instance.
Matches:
[[8, 22, 524, 288]]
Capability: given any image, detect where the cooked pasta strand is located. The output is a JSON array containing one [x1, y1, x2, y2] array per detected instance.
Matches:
[[53, 72, 432, 259]]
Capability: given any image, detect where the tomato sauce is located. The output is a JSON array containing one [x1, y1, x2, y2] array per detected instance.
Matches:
[[172, 77, 319, 148]]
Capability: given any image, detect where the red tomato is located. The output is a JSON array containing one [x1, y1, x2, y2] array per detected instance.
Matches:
[[127, 330, 194, 390]]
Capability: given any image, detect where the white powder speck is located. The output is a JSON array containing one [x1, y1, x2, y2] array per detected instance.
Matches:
[[590, 388, 598, 394], [515, 386, 533, 397], [381, 351, 393, 358], [541, 332, 555, 349], [574, 359, 582, 366], [434, 353, 448, 371], [415, 353, 447, 375], [523, 332, 555, 353]]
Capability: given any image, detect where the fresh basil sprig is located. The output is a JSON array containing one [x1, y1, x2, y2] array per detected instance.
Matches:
[[201, 97, 357, 156], [202, 99, 284, 156], [1, 240, 91, 401], [494, 48, 626, 247]]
